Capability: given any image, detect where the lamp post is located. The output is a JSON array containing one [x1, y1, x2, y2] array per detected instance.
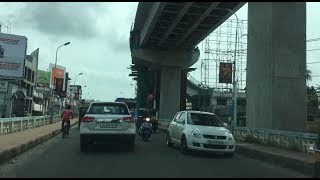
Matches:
[[215, 8, 239, 133], [55, 42, 70, 68], [74, 73, 83, 85], [50, 42, 70, 123]]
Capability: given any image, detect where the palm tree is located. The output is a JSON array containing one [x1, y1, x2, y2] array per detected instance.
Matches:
[[306, 69, 312, 81]]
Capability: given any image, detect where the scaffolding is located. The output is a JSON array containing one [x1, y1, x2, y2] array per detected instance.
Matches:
[[201, 19, 247, 93], [0, 21, 11, 33]]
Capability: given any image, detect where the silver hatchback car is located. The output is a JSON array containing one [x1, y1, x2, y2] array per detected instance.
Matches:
[[79, 102, 136, 152]]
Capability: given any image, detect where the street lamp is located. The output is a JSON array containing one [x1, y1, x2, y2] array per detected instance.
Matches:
[[50, 42, 70, 123], [55, 42, 70, 68], [74, 73, 83, 85], [215, 7, 239, 133]]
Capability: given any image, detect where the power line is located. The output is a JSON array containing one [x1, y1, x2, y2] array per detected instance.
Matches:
[[307, 38, 320, 42], [307, 48, 320, 52], [307, 62, 320, 64]]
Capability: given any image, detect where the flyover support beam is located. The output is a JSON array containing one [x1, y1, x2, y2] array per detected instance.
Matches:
[[246, 2, 306, 132], [159, 67, 182, 122]]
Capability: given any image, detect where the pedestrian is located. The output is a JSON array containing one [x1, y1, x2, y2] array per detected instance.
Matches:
[[61, 105, 73, 135]]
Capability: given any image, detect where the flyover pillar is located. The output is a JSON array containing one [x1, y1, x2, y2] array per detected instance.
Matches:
[[246, 2, 306, 132], [159, 67, 182, 122]]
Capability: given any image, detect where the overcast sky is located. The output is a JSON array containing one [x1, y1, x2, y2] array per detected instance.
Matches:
[[0, 2, 319, 101]]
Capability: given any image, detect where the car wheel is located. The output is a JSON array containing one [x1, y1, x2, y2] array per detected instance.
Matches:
[[224, 152, 234, 158], [180, 136, 189, 155], [166, 132, 173, 147], [80, 135, 88, 152]]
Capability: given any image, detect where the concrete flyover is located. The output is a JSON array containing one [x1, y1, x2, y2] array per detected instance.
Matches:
[[130, 2, 245, 122], [130, 2, 307, 132]]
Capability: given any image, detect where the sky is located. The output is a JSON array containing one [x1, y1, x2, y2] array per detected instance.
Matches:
[[0, 2, 319, 101]]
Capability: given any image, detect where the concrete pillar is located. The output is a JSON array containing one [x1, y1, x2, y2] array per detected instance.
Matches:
[[159, 67, 181, 121], [180, 70, 187, 111], [246, 2, 306, 132]]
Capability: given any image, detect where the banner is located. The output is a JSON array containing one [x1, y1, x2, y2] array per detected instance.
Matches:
[[0, 32, 27, 79], [219, 62, 233, 84]]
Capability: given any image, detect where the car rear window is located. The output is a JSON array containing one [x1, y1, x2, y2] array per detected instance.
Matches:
[[88, 103, 129, 115]]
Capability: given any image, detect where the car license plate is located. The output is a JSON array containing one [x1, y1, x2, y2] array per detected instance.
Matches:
[[207, 139, 224, 145], [100, 123, 117, 128]]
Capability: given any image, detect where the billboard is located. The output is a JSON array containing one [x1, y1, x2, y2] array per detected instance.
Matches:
[[35, 69, 50, 93], [219, 62, 233, 84], [0, 32, 27, 79], [49, 63, 66, 91]]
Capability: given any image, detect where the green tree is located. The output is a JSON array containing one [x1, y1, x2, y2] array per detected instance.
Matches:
[[306, 69, 312, 81]]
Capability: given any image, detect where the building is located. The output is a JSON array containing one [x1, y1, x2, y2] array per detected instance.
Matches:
[[0, 48, 39, 117], [21, 48, 39, 116], [210, 90, 246, 126], [68, 85, 82, 111]]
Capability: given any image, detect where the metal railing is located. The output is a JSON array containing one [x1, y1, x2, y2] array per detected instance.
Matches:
[[233, 127, 318, 154], [0, 115, 60, 136]]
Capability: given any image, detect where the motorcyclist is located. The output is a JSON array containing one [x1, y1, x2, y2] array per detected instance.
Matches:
[[61, 105, 73, 135]]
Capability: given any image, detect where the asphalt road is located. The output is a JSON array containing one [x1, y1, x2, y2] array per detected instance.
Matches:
[[0, 127, 309, 178]]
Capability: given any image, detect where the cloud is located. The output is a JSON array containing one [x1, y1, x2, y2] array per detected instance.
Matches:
[[14, 2, 107, 39], [11, 2, 137, 53]]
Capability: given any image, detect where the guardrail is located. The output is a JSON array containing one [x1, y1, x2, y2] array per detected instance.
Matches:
[[233, 127, 318, 154], [0, 115, 61, 136], [158, 120, 318, 154]]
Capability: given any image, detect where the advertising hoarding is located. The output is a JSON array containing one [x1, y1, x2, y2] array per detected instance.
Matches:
[[49, 63, 66, 91], [219, 62, 233, 84], [0, 32, 27, 79], [35, 69, 50, 93]]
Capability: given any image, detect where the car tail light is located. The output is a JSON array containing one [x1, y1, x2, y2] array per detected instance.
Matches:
[[123, 116, 134, 123], [82, 116, 95, 122]]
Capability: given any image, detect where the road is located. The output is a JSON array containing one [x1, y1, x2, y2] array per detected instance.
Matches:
[[0, 127, 309, 178]]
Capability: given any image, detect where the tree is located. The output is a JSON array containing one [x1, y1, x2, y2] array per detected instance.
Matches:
[[306, 69, 312, 81]]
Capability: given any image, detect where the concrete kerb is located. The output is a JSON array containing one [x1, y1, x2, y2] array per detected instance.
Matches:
[[157, 124, 314, 176], [0, 121, 78, 165], [235, 144, 314, 176]]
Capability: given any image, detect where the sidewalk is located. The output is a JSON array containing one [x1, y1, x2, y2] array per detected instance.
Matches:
[[236, 142, 314, 175], [0, 118, 78, 165]]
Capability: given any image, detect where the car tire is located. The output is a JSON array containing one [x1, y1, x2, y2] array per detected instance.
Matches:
[[180, 136, 189, 155], [224, 152, 234, 158], [166, 132, 173, 147], [80, 135, 88, 152], [128, 136, 135, 152]]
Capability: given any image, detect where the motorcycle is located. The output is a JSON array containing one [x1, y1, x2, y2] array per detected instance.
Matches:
[[139, 118, 153, 141], [62, 121, 69, 138]]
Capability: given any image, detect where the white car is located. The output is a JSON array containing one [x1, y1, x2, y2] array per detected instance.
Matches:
[[166, 110, 235, 157], [79, 102, 136, 152]]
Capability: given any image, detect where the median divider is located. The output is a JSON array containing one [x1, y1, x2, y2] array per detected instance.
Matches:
[[0, 118, 78, 165]]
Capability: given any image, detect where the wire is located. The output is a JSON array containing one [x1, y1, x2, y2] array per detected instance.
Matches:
[[307, 38, 320, 42], [307, 49, 320, 52]]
